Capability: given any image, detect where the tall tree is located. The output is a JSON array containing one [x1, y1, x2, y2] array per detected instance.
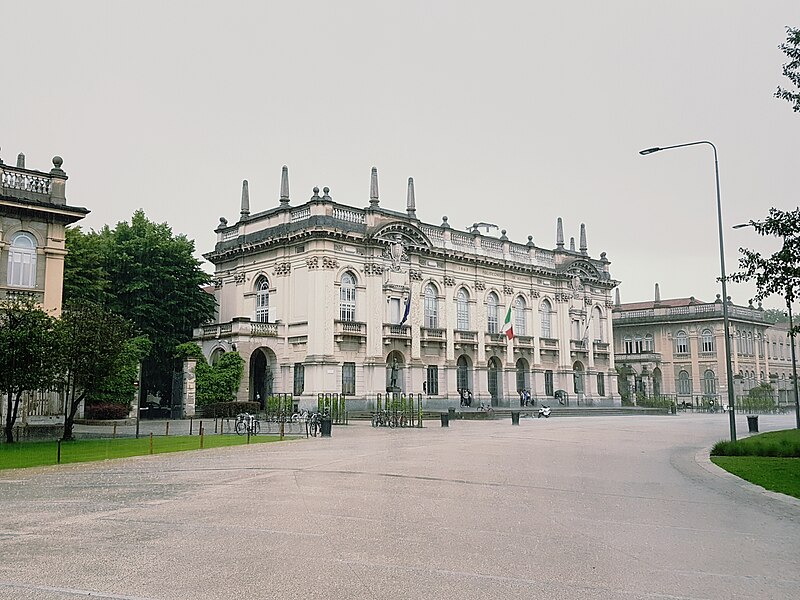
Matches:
[[64, 210, 216, 403], [776, 26, 800, 112], [57, 302, 134, 441], [730, 208, 800, 336], [0, 299, 61, 443]]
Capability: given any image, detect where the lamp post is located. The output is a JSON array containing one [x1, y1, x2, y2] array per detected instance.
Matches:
[[640, 141, 737, 441], [732, 222, 800, 429]]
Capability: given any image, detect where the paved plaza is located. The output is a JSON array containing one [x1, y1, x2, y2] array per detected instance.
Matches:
[[1, 413, 798, 599]]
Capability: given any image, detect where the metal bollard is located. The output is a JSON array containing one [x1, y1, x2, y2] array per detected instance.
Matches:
[[440, 413, 449, 427], [149, 432, 154, 454], [511, 411, 520, 426], [165, 422, 170, 436], [200, 427, 204, 449]]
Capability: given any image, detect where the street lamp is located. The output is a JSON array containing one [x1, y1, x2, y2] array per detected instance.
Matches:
[[733, 222, 800, 429], [639, 141, 737, 441]]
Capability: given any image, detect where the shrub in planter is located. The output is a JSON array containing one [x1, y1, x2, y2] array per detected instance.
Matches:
[[86, 403, 130, 420]]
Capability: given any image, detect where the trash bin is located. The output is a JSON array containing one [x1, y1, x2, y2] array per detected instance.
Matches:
[[511, 411, 520, 426], [320, 416, 332, 437], [440, 413, 449, 427], [747, 415, 758, 433], [670, 403, 677, 415], [448, 407, 456, 422]]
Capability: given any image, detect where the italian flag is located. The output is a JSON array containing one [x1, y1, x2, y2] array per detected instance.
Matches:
[[502, 305, 514, 340]]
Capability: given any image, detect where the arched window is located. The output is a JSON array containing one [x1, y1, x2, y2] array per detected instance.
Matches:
[[487, 292, 499, 334], [424, 283, 438, 328], [703, 369, 716, 396], [540, 299, 553, 338], [592, 307, 604, 342], [701, 328, 714, 353], [340, 271, 357, 321], [677, 370, 691, 395], [456, 288, 470, 330], [7, 231, 37, 288], [634, 334, 643, 353], [255, 277, 270, 323], [675, 330, 689, 354], [514, 296, 526, 336], [644, 334, 654, 352], [746, 331, 753, 355], [624, 336, 634, 354]]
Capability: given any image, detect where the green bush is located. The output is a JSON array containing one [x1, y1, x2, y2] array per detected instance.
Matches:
[[711, 429, 800, 458], [174, 343, 244, 406], [200, 401, 259, 418]]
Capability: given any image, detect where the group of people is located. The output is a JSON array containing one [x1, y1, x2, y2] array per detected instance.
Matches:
[[458, 388, 474, 407], [518, 389, 532, 407]]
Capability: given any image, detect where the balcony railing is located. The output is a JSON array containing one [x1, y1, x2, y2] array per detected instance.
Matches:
[[485, 332, 507, 346], [196, 319, 280, 340], [539, 337, 559, 349], [420, 327, 446, 346], [570, 339, 588, 353], [514, 335, 534, 347], [454, 330, 478, 343], [334, 320, 367, 340], [593, 341, 610, 354], [383, 323, 410, 345]]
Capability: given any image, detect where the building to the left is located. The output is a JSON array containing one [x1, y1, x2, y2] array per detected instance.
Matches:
[[0, 151, 89, 420]]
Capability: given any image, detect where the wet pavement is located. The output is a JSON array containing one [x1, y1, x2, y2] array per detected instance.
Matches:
[[1, 413, 798, 599]]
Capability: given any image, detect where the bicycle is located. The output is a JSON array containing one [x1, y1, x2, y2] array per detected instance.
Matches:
[[307, 412, 321, 437], [234, 412, 261, 436]]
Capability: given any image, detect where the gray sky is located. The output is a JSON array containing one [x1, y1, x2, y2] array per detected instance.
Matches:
[[3, 1, 798, 310]]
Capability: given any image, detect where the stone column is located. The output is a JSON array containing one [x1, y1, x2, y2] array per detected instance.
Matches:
[[183, 359, 197, 417]]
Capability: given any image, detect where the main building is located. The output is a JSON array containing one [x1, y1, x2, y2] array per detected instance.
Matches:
[[195, 167, 620, 410]]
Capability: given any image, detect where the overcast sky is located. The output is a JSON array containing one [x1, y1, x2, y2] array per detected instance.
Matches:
[[3, 1, 798, 310]]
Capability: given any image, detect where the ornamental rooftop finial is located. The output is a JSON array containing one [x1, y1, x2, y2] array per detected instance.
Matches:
[[240, 180, 250, 217], [580, 223, 587, 254], [556, 217, 564, 249], [369, 166, 379, 207], [280, 165, 290, 204], [406, 177, 417, 219]]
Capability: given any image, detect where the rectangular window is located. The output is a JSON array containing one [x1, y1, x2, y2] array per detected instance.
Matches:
[[342, 362, 355, 395], [597, 373, 605, 396], [293, 363, 304, 396], [544, 370, 554, 396], [426, 366, 439, 395], [389, 298, 401, 324], [514, 307, 526, 336], [457, 300, 469, 330]]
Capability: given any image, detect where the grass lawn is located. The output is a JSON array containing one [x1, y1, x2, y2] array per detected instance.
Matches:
[[0, 434, 287, 471], [711, 456, 800, 499], [710, 429, 800, 500]]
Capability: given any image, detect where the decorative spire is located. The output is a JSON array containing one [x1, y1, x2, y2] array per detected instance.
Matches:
[[406, 177, 417, 219], [579, 223, 587, 254], [569, 237, 575, 252], [240, 180, 250, 217], [556, 217, 564, 249], [654, 282, 661, 303], [16, 153, 25, 169], [615, 288, 621, 307], [280, 165, 290, 205], [369, 166, 379, 207]]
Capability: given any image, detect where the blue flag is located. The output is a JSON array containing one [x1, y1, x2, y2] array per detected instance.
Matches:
[[400, 297, 411, 325]]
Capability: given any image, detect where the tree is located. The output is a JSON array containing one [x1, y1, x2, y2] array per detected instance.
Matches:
[[174, 342, 244, 405], [87, 335, 152, 408], [57, 302, 134, 441], [763, 308, 789, 324], [776, 26, 800, 112], [64, 210, 217, 404], [730, 208, 800, 336], [0, 299, 61, 443]]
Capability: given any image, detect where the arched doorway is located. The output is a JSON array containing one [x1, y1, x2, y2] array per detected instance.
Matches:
[[456, 355, 473, 394], [250, 347, 277, 408], [652, 367, 663, 397], [386, 350, 405, 392], [488, 356, 502, 406]]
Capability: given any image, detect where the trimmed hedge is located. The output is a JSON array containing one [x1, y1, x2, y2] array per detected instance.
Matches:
[[200, 401, 259, 418], [85, 403, 130, 420]]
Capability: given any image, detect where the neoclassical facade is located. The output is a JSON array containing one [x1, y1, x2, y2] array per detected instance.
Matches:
[[0, 153, 87, 315], [1, 152, 88, 422], [196, 167, 620, 410], [613, 285, 798, 406]]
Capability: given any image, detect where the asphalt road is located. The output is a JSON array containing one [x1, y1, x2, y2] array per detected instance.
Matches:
[[1, 413, 798, 600]]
